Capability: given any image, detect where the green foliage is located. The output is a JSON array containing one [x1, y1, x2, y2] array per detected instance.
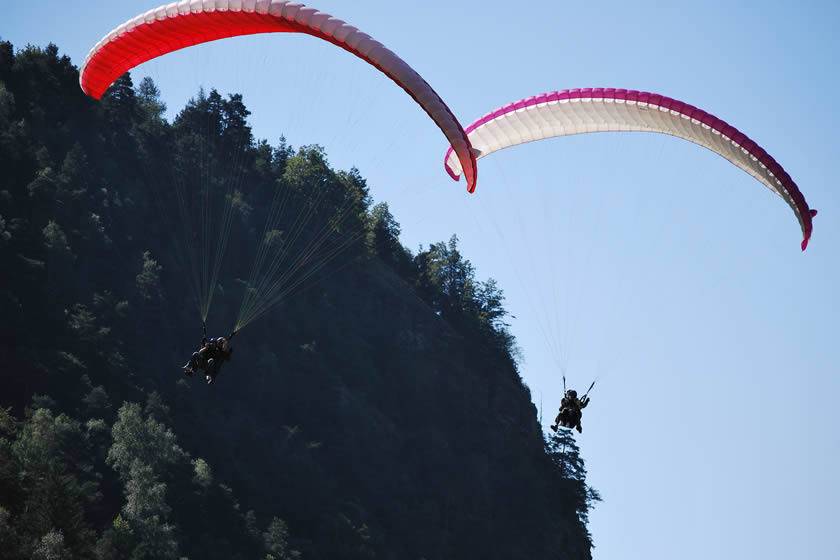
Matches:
[[143, 392, 169, 423], [42, 220, 71, 256], [0, 214, 11, 243], [118, 461, 180, 559], [264, 229, 285, 249], [85, 418, 109, 449], [545, 429, 602, 527], [0, 82, 14, 125], [107, 403, 185, 476], [137, 76, 166, 120], [192, 458, 213, 489], [262, 517, 299, 560], [229, 188, 253, 221], [367, 202, 412, 273], [82, 384, 112, 415], [32, 529, 72, 560], [60, 143, 90, 189], [0, 507, 21, 558], [66, 304, 100, 342], [136, 251, 163, 302], [6, 406, 97, 558]]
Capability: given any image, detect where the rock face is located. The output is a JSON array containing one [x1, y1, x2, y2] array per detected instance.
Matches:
[[0, 39, 595, 560]]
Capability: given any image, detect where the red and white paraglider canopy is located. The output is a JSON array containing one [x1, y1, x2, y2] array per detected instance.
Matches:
[[80, 0, 477, 192]]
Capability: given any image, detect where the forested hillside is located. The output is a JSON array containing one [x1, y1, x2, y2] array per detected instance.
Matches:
[[0, 41, 599, 559]]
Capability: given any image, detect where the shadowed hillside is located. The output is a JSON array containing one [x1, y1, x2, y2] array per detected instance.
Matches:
[[0, 41, 598, 560]]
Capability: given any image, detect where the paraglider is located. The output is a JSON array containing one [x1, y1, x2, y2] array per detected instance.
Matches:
[[183, 324, 236, 385], [79, 0, 477, 192], [551, 380, 595, 434], [551, 389, 590, 434], [78, 0, 481, 374], [444, 88, 816, 249]]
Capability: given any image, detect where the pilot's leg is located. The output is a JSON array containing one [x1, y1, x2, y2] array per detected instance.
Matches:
[[205, 358, 217, 384]]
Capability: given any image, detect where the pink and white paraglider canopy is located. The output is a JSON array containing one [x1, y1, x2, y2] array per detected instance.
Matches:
[[79, 0, 477, 192], [445, 88, 816, 250]]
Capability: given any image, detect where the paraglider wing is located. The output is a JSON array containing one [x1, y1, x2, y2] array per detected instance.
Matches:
[[444, 88, 816, 249], [79, 0, 477, 191]]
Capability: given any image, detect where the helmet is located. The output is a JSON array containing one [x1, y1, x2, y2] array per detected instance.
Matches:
[[567, 389, 577, 398]]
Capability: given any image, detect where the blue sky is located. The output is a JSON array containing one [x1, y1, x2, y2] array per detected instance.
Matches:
[[4, 1, 839, 558]]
